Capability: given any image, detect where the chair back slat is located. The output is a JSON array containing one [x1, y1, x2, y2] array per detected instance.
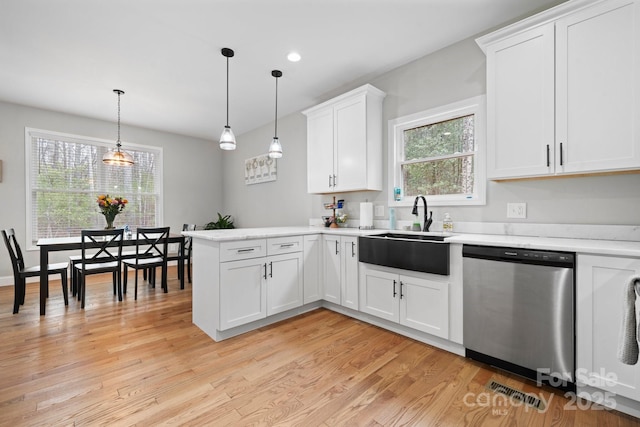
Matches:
[[182, 224, 196, 255], [134, 227, 170, 261], [80, 229, 124, 271], [2, 228, 25, 275]]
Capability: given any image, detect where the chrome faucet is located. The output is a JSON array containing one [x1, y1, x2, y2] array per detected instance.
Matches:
[[412, 195, 432, 232]]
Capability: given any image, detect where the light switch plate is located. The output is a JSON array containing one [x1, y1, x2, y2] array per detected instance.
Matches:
[[507, 202, 527, 219], [374, 205, 384, 217]]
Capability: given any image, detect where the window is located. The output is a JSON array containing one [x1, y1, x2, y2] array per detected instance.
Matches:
[[26, 128, 163, 246], [389, 96, 486, 206]]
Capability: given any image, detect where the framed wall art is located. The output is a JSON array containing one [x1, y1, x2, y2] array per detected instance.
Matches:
[[245, 154, 277, 185]]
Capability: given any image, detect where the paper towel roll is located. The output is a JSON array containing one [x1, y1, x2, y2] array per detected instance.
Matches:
[[360, 202, 373, 229]]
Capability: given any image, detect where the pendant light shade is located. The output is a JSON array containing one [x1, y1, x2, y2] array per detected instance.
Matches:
[[219, 48, 236, 150], [103, 89, 134, 166], [268, 70, 283, 159]]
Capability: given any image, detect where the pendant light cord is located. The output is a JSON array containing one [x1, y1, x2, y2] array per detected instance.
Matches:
[[118, 91, 120, 151], [226, 56, 230, 127], [274, 75, 278, 137]]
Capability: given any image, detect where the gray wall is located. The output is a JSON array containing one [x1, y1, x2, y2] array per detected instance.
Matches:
[[224, 36, 640, 228], [220, 112, 313, 227], [0, 101, 222, 280]]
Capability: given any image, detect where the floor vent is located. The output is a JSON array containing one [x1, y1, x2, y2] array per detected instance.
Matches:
[[485, 380, 545, 410]]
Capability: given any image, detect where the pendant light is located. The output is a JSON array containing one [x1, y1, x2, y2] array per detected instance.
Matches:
[[102, 89, 134, 166], [219, 48, 236, 150], [268, 70, 283, 159]]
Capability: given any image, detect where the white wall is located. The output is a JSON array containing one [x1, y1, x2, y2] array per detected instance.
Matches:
[[223, 35, 640, 229], [0, 101, 222, 279]]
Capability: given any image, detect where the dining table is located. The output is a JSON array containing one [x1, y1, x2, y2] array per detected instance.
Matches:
[[36, 233, 185, 315]]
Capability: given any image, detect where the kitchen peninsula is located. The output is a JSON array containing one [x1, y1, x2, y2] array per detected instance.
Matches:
[[184, 226, 377, 342]]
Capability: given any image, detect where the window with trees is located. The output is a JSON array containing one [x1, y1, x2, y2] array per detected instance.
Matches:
[[389, 96, 485, 206], [26, 128, 163, 246]]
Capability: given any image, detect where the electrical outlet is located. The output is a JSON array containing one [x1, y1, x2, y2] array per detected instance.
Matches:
[[507, 202, 527, 219], [374, 205, 385, 217]]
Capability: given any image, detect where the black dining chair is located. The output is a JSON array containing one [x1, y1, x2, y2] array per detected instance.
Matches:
[[75, 228, 124, 309], [167, 223, 196, 285], [123, 227, 170, 300], [2, 228, 69, 314]]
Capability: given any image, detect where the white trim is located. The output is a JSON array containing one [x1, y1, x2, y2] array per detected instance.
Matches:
[[387, 95, 486, 207], [475, 0, 605, 52]]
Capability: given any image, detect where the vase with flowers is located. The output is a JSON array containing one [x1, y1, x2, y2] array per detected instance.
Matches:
[[97, 194, 128, 229]]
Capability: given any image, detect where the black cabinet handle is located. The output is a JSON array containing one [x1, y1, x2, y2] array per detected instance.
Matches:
[[269, 262, 273, 278], [393, 280, 397, 297], [546, 144, 550, 167], [400, 281, 404, 299], [560, 142, 564, 166], [335, 240, 339, 255], [237, 248, 255, 253], [263, 263, 267, 280]]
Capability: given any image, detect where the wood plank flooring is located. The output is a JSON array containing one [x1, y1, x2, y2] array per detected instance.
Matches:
[[1, 268, 639, 426]]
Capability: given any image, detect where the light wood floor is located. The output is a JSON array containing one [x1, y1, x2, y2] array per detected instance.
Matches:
[[1, 268, 639, 426]]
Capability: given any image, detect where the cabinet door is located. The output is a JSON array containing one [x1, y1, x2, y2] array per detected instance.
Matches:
[[359, 267, 398, 322], [341, 236, 359, 310], [307, 108, 335, 193], [577, 254, 640, 401], [322, 235, 341, 304], [556, 0, 640, 174], [267, 252, 303, 316], [399, 274, 449, 338], [219, 258, 266, 330], [334, 95, 367, 191], [486, 23, 555, 179], [303, 235, 322, 304]]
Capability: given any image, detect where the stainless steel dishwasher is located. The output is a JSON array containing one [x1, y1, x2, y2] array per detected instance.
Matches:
[[463, 244, 575, 392]]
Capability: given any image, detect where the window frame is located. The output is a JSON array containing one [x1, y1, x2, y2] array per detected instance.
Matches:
[[388, 95, 486, 207], [25, 127, 164, 249]]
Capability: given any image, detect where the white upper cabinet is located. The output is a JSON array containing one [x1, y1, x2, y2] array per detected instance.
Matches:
[[484, 23, 555, 178], [479, 0, 640, 179], [303, 84, 386, 193]]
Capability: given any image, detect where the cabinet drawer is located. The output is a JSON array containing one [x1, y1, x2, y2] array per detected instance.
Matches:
[[220, 239, 267, 262], [267, 236, 303, 256]]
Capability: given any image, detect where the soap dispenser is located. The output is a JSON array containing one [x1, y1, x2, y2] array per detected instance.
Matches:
[[443, 213, 453, 232]]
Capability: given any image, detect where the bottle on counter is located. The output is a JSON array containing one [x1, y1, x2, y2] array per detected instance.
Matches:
[[443, 213, 453, 232], [389, 208, 396, 230], [412, 215, 421, 231]]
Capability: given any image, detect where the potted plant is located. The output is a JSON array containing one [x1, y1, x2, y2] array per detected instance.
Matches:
[[204, 213, 235, 230]]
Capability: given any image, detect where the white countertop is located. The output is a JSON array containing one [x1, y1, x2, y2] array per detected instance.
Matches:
[[183, 226, 383, 241], [446, 233, 640, 257], [184, 226, 640, 257]]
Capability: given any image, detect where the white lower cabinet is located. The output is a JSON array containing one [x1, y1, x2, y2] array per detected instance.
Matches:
[[219, 238, 303, 331], [577, 254, 640, 402], [220, 257, 267, 330], [359, 264, 449, 339], [323, 234, 359, 309], [303, 234, 322, 304]]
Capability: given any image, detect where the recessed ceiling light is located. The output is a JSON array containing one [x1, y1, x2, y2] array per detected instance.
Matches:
[[287, 52, 301, 62]]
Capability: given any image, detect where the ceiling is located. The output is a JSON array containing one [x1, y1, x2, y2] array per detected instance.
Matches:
[[0, 0, 563, 141]]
